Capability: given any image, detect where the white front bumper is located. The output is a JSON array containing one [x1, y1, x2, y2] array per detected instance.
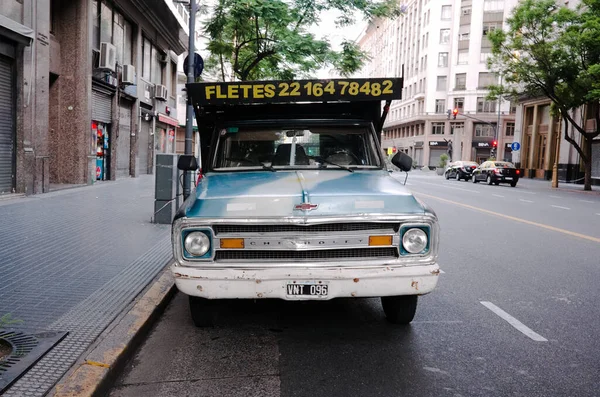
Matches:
[[172, 263, 440, 300]]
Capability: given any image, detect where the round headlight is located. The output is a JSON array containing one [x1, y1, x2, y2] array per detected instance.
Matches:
[[402, 228, 428, 254], [184, 232, 211, 256]]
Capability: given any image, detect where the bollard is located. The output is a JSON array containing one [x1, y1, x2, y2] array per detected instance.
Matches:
[[154, 154, 178, 224]]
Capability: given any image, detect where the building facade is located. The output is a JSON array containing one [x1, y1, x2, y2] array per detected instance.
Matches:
[[0, 0, 186, 196], [357, 0, 519, 168]]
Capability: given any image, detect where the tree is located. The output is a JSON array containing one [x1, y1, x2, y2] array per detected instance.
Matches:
[[203, 0, 404, 82], [487, 0, 600, 190]]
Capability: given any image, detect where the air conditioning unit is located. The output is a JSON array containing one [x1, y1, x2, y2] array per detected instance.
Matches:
[[121, 64, 135, 85], [154, 84, 168, 101], [99, 42, 116, 71]]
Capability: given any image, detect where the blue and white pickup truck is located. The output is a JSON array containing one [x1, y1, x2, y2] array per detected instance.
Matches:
[[172, 78, 440, 326]]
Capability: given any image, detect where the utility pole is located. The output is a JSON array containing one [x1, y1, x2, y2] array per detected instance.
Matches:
[[493, 75, 503, 160], [183, 0, 197, 200]]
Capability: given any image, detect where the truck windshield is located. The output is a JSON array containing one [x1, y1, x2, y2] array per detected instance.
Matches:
[[213, 125, 382, 171]]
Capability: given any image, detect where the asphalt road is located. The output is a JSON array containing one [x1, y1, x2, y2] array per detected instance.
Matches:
[[110, 172, 600, 397]]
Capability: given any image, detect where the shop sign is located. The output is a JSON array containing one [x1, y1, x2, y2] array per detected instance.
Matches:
[[429, 141, 448, 147], [472, 141, 491, 148], [414, 141, 424, 147]]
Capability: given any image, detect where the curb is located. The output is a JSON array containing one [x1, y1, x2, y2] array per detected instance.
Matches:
[[49, 266, 177, 397], [552, 187, 600, 196]]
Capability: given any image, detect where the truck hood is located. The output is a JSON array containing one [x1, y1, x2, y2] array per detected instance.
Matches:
[[184, 170, 424, 218]]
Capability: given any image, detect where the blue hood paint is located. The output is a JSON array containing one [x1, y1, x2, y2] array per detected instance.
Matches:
[[185, 170, 424, 218]]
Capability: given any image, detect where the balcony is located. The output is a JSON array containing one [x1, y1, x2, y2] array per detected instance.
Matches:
[[460, 14, 471, 26], [458, 40, 470, 50]]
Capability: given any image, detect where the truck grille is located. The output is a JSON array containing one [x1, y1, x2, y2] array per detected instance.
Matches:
[[215, 248, 398, 262], [213, 223, 399, 235]]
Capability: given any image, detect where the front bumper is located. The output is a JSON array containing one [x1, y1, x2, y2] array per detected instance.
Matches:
[[172, 263, 440, 300]]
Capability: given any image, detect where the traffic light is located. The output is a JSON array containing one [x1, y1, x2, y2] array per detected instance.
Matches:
[[452, 108, 459, 119], [492, 140, 498, 148]]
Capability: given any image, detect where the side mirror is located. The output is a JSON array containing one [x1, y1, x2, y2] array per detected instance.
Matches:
[[391, 152, 413, 172], [177, 155, 199, 171]]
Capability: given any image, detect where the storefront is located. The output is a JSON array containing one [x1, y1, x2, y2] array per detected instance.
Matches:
[[414, 141, 424, 167], [92, 85, 114, 181], [0, 44, 16, 194], [116, 99, 133, 178], [155, 113, 178, 154], [428, 141, 448, 167], [472, 141, 492, 164], [504, 143, 513, 162]]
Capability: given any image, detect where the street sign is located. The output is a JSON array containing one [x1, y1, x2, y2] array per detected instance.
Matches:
[[511, 142, 521, 151], [183, 53, 204, 79]]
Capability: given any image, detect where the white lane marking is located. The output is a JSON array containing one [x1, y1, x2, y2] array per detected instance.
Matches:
[[480, 301, 548, 342], [423, 367, 450, 375], [422, 181, 480, 194], [519, 191, 537, 195], [597, 213, 600, 216], [551, 205, 571, 210], [492, 194, 505, 198], [580, 200, 595, 204], [549, 195, 561, 199], [519, 199, 534, 203]]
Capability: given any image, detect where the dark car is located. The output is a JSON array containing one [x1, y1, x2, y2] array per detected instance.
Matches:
[[472, 161, 521, 187], [444, 161, 479, 181]]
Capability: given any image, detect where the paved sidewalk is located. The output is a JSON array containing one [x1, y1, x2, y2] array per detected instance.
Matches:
[[0, 175, 172, 396]]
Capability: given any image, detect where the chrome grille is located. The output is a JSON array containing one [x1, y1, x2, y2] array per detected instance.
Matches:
[[215, 248, 398, 262], [213, 223, 399, 235]]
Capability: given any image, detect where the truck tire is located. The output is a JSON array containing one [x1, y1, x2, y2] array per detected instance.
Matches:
[[189, 296, 215, 327], [381, 295, 418, 324]]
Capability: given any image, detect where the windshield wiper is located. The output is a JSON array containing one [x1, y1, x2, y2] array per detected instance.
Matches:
[[316, 157, 354, 173]]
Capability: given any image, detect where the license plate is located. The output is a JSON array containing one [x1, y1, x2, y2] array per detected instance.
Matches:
[[505, 177, 513, 180], [286, 283, 328, 296]]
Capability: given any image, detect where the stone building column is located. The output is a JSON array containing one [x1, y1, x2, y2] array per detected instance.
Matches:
[[528, 104, 539, 177]]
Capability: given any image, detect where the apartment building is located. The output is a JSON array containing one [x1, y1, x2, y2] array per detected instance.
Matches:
[[0, 0, 187, 195], [358, 0, 519, 167]]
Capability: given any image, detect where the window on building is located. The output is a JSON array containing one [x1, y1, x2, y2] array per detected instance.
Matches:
[[480, 51, 492, 64], [484, 0, 504, 12], [462, 6, 472, 15], [478, 72, 497, 88], [483, 22, 499, 36], [142, 37, 152, 79], [440, 29, 450, 44], [100, 1, 112, 44], [459, 32, 470, 41], [437, 76, 447, 91], [457, 49, 469, 65], [455, 73, 466, 90], [474, 123, 496, 137], [438, 52, 448, 67], [450, 122, 464, 135], [171, 61, 177, 98], [435, 99, 446, 114], [453, 97, 464, 111], [441, 5, 452, 20], [510, 101, 517, 114], [505, 122, 515, 136], [92, 0, 100, 49], [477, 97, 497, 112], [432, 122, 445, 135]]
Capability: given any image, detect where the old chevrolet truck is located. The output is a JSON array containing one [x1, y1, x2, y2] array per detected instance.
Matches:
[[172, 78, 440, 327]]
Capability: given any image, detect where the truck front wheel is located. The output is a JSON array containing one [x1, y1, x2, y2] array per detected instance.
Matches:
[[189, 296, 215, 327], [381, 295, 418, 324]]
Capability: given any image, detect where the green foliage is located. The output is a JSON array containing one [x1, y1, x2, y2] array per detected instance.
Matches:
[[487, 0, 600, 190], [438, 154, 449, 169], [0, 313, 23, 329], [203, 0, 402, 81]]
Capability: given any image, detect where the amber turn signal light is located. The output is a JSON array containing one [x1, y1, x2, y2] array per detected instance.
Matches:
[[368, 236, 393, 246], [220, 238, 245, 249]]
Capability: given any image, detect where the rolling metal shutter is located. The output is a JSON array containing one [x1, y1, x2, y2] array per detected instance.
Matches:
[[116, 100, 132, 178], [0, 56, 15, 194], [429, 148, 446, 167], [92, 89, 112, 123]]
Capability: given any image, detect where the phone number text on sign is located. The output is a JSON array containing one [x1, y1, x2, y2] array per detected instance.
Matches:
[[200, 78, 402, 103]]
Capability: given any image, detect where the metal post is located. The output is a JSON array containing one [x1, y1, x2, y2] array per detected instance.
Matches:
[[183, 0, 197, 200]]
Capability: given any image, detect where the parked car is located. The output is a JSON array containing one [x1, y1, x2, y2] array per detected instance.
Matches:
[[472, 161, 520, 187], [444, 161, 479, 181]]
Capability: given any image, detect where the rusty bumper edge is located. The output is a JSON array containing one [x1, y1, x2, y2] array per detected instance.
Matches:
[[49, 263, 177, 397]]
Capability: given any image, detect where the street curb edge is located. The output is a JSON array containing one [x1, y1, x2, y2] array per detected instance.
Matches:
[[49, 265, 177, 397]]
